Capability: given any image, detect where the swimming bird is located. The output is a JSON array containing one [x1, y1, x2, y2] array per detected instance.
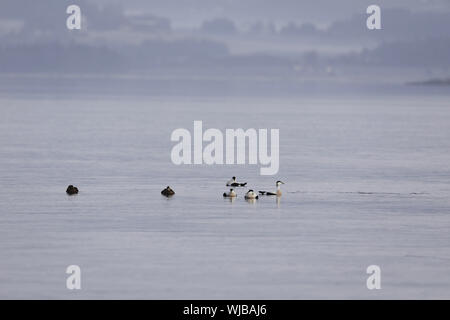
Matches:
[[161, 186, 175, 197], [66, 185, 79, 195], [244, 189, 259, 200], [223, 188, 237, 198], [226, 176, 247, 187], [259, 181, 285, 197]]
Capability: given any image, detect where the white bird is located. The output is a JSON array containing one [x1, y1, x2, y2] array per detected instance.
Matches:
[[259, 181, 285, 197], [244, 189, 259, 200], [226, 176, 247, 187], [223, 188, 237, 198]]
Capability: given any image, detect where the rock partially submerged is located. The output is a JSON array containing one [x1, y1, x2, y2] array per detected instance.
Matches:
[[66, 185, 79, 195], [161, 186, 175, 197]]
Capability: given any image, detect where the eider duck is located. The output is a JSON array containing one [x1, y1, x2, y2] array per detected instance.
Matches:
[[244, 190, 259, 200], [259, 181, 284, 197], [226, 176, 247, 187], [161, 186, 175, 197], [66, 185, 79, 195], [223, 188, 237, 198]]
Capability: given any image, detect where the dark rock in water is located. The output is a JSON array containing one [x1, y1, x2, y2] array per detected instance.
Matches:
[[161, 186, 175, 197], [66, 185, 79, 195]]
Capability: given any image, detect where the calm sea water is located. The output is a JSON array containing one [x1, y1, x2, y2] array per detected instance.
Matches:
[[0, 95, 449, 299]]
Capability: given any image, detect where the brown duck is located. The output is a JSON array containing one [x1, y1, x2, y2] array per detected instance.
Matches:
[[66, 185, 79, 195], [161, 186, 175, 197]]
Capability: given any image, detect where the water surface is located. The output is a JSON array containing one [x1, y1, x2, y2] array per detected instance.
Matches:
[[0, 95, 449, 299]]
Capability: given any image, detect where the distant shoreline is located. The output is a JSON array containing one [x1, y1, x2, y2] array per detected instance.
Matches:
[[407, 78, 450, 86]]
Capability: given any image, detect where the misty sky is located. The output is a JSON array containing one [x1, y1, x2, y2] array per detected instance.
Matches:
[[0, 0, 449, 94], [2, 0, 450, 28], [90, 0, 450, 26]]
